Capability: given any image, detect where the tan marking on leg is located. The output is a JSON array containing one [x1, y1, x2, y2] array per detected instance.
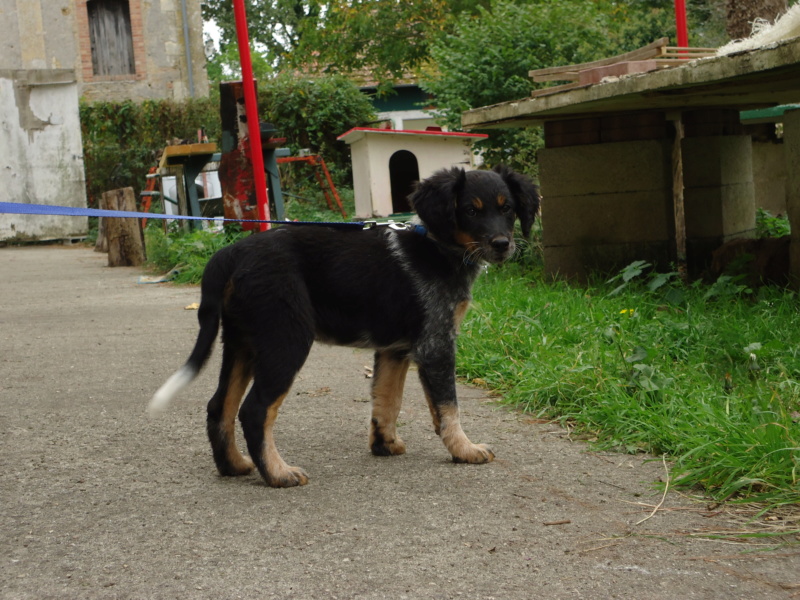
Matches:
[[370, 353, 410, 455], [438, 404, 494, 464], [453, 300, 471, 332], [263, 393, 308, 487], [220, 360, 254, 475], [419, 383, 442, 435]]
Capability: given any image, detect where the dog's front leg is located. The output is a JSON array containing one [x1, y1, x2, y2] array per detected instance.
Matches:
[[416, 346, 494, 464], [369, 350, 411, 456]]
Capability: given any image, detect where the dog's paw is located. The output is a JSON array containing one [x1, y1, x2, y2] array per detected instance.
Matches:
[[451, 443, 495, 464], [371, 436, 407, 457], [218, 451, 256, 477], [267, 466, 309, 488], [219, 455, 255, 477]]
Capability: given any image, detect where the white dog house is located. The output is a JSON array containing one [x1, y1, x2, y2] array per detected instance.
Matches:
[[337, 127, 488, 218]]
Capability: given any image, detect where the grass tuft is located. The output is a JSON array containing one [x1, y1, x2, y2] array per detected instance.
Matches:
[[458, 260, 800, 508]]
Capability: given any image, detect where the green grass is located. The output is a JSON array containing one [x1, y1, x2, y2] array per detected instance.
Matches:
[[458, 260, 800, 509]]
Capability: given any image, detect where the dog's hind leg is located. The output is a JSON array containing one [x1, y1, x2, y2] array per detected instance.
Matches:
[[369, 350, 410, 456], [416, 352, 494, 464], [238, 331, 313, 488], [239, 382, 309, 487], [206, 342, 255, 476]]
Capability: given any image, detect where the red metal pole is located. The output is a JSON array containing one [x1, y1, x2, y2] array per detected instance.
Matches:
[[674, 0, 689, 48], [232, 0, 270, 231]]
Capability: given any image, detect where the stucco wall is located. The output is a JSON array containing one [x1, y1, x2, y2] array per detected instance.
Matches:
[[0, 70, 88, 241]]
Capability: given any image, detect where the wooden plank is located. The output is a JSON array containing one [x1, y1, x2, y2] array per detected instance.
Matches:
[[578, 60, 660, 85], [162, 143, 218, 160], [530, 38, 669, 81]]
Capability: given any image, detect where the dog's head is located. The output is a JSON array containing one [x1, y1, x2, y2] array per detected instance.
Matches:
[[409, 165, 540, 264]]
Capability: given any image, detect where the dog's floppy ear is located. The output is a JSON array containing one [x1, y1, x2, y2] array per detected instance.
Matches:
[[493, 165, 540, 238], [409, 167, 467, 242]]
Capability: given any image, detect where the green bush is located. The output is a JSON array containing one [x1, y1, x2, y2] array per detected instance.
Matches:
[[258, 74, 376, 185], [756, 208, 791, 239]]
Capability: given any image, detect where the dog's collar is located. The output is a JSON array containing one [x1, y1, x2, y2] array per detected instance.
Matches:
[[387, 222, 428, 237], [378, 220, 482, 268], [362, 220, 427, 237]]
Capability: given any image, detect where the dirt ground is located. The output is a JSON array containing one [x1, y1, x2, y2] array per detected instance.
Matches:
[[1, 245, 799, 600]]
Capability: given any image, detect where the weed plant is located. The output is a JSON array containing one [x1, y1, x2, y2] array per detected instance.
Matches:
[[144, 224, 248, 284], [459, 258, 800, 509]]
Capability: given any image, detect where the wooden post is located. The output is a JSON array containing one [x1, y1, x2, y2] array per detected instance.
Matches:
[[100, 187, 146, 267], [94, 214, 108, 253], [670, 112, 687, 272]]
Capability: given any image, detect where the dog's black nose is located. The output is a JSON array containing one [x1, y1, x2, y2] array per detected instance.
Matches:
[[489, 236, 510, 252]]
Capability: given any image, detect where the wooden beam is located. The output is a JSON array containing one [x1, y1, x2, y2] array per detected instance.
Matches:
[[530, 38, 669, 81]]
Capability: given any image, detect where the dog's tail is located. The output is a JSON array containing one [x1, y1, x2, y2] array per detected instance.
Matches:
[[148, 257, 229, 414]]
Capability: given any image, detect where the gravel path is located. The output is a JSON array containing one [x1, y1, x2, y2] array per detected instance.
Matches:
[[1, 245, 798, 599]]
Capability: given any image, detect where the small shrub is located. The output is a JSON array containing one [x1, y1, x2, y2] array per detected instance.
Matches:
[[756, 208, 791, 239]]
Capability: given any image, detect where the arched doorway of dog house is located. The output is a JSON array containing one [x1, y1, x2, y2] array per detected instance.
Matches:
[[389, 150, 419, 214]]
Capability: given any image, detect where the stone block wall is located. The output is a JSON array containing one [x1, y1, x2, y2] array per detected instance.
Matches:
[[539, 115, 675, 280]]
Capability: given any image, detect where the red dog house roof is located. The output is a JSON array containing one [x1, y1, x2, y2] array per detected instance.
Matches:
[[338, 127, 488, 144]]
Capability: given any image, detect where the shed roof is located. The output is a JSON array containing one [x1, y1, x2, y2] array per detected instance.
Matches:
[[461, 36, 800, 129]]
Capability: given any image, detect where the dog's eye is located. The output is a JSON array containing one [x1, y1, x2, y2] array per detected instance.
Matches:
[[500, 204, 512, 214], [465, 206, 478, 217]]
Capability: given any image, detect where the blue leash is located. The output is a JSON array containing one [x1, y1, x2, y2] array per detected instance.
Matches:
[[0, 201, 365, 229], [0, 201, 430, 236]]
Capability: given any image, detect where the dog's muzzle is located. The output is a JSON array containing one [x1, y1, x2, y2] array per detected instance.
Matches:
[[486, 234, 515, 263]]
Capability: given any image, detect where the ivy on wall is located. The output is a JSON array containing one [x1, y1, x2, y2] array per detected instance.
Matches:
[[79, 97, 219, 207]]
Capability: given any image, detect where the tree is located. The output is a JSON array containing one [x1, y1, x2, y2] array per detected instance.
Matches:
[[203, 0, 322, 65], [422, 0, 614, 174], [292, 1, 449, 90], [203, 1, 490, 90], [259, 74, 376, 180]]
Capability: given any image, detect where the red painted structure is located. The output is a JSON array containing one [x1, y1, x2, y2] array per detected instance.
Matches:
[[232, 0, 270, 230], [674, 0, 689, 48]]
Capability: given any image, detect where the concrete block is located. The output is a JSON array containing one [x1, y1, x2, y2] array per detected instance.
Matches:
[[683, 109, 744, 137], [544, 114, 669, 148], [685, 183, 755, 238], [682, 135, 753, 188], [539, 139, 672, 197], [541, 190, 674, 247], [752, 139, 787, 215]]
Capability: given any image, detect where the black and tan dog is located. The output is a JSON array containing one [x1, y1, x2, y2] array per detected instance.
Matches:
[[149, 165, 539, 487]]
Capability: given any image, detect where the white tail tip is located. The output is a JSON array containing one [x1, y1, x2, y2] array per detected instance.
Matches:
[[148, 365, 196, 415]]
